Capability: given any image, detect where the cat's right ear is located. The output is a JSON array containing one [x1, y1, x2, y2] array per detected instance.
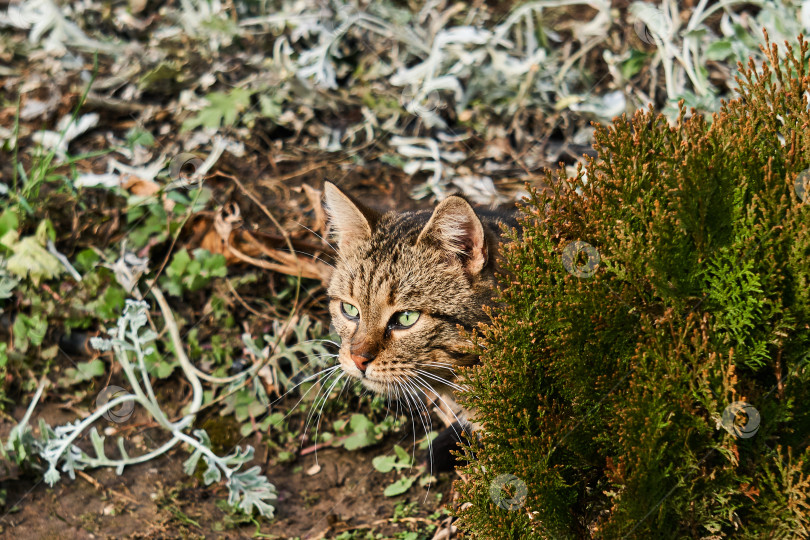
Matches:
[[417, 195, 487, 274], [323, 181, 378, 251]]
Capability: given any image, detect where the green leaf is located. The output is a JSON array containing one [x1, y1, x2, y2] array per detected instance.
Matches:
[[418, 431, 438, 450], [266, 412, 285, 429], [393, 444, 412, 464], [162, 248, 226, 296], [153, 359, 177, 379], [418, 474, 436, 487], [166, 249, 192, 279], [35, 220, 55, 244], [73, 248, 100, 273], [342, 414, 378, 451], [0, 209, 19, 240], [12, 313, 48, 352], [181, 88, 253, 132], [161, 277, 183, 297], [138, 61, 183, 91], [349, 413, 374, 432], [69, 359, 106, 382], [379, 153, 406, 169], [705, 39, 734, 61], [372, 454, 400, 473], [373, 445, 412, 473], [126, 127, 155, 148], [197, 249, 226, 277], [3, 230, 63, 285], [41, 345, 59, 360], [383, 475, 416, 497], [620, 49, 650, 79], [239, 422, 255, 438], [258, 93, 283, 119], [85, 284, 126, 321], [100, 286, 126, 320]]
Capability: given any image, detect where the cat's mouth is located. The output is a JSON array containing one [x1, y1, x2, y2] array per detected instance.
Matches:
[[358, 377, 388, 394], [338, 361, 405, 395]]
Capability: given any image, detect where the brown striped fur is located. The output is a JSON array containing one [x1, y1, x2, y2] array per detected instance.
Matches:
[[323, 182, 516, 402]]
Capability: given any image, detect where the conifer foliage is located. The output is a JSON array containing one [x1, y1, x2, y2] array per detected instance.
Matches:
[[456, 34, 810, 538]]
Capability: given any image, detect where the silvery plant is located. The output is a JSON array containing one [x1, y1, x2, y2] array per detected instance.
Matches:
[[4, 299, 278, 517]]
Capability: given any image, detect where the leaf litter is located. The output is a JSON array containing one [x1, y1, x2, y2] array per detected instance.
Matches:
[[1, 0, 809, 537]]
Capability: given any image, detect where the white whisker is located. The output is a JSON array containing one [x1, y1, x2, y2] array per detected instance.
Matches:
[[312, 371, 346, 465], [404, 386, 423, 470], [286, 247, 336, 269], [301, 369, 341, 454], [419, 360, 455, 367], [299, 338, 342, 348], [274, 364, 341, 415], [313, 372, 345, 465], [418, 362, 457, 372], [296, 221, 338, 254], [414, 369, 466, 393], [396, 378, 420, 469], [382, 380, 392, 424], [400, 378, 437, 498], [413, 375, 469, 451]]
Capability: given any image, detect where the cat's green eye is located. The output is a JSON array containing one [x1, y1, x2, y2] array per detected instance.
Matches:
[[341, 302, 359, 319], [395, 311, 420, 328]]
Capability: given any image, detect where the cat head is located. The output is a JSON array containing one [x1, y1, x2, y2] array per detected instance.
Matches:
[[323, 182, 499, 400]]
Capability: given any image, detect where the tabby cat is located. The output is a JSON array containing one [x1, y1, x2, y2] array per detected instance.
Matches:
[[323, 181, 517, 458]]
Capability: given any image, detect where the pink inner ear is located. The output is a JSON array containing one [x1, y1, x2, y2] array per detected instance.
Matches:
[[463, 225, 487, 274], [457, 223, 479, 254], [430, 200, 487, 273]]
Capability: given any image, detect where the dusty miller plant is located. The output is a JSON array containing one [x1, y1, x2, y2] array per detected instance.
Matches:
[[4, 299, 278, 517]]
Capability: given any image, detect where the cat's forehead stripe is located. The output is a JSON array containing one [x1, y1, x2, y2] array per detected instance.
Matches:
[[387, 282, 397, 305]]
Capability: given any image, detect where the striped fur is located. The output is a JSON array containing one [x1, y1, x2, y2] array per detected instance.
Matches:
[[324, 182, 516, 403]]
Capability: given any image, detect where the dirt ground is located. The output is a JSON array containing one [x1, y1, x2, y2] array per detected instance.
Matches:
[[1, 400, 457, 539]]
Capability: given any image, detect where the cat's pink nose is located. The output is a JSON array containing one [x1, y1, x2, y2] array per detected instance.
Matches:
[[351, 352, 374, 373]]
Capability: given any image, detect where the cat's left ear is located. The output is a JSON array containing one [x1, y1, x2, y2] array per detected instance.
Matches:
[[323, 181, 378, 251], [417, 196, 487, 274]]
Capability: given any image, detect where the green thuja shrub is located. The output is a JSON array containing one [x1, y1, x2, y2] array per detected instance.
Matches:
[[456, 35, 810, 539]]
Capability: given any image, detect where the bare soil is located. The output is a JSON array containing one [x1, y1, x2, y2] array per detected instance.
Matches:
[[1, 401, 456, 539]]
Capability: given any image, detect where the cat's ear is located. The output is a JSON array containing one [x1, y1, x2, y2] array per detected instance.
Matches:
[[323, 181, 378, 250], [417, 196, 487, 274]]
